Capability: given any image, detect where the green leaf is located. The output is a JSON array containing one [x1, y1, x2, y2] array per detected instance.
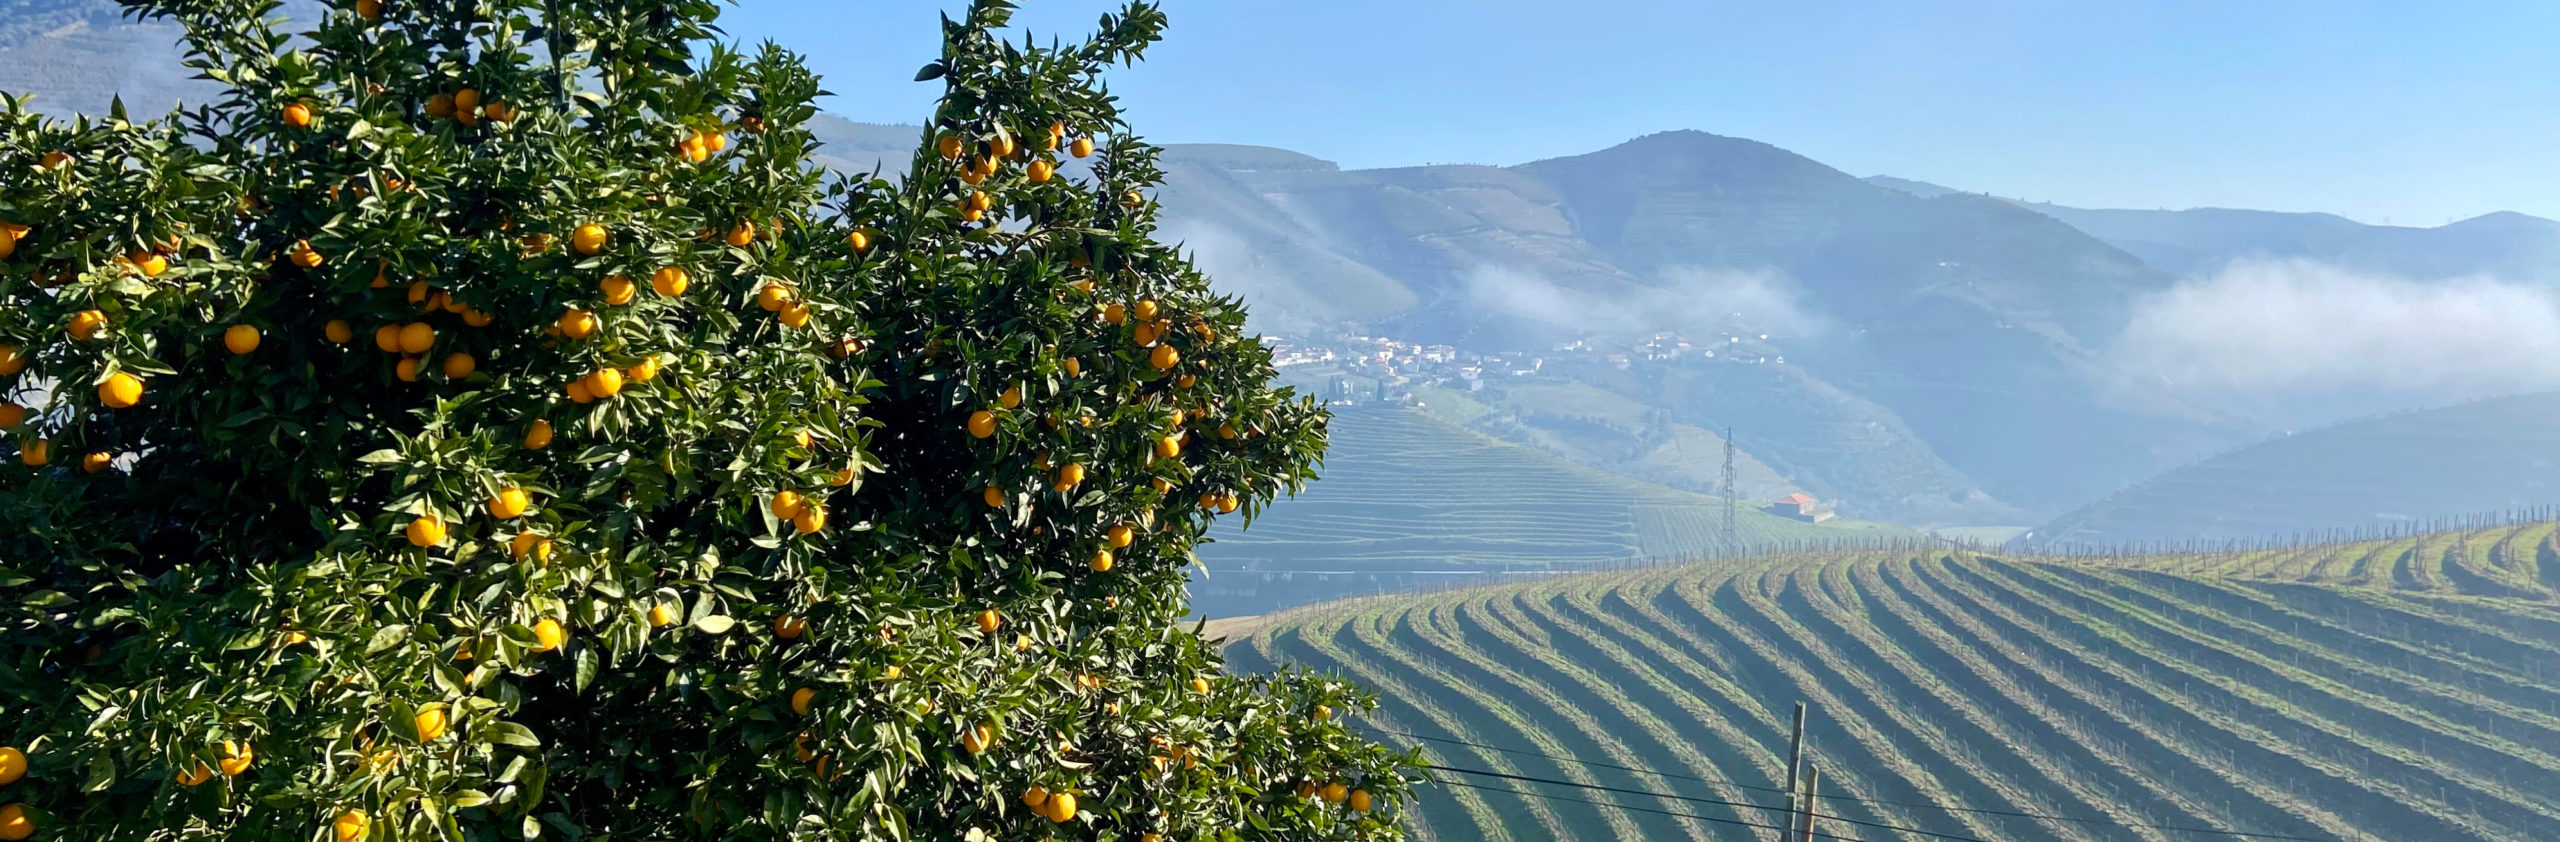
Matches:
[[693, 615, 736, 634], [914, 62, 947, 81]]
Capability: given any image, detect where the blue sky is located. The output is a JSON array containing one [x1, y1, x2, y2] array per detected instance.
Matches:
[[715, 1, 2560, 225]]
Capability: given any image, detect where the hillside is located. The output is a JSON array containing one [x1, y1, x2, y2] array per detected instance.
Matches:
[[1864, 175, 2560, 284], [1190, 406, 1905, 617], [1228, 529, 2560, 842], [2023, 392, 2560, 549]]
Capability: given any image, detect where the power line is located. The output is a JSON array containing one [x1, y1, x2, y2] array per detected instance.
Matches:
[[1372, 726, 2338, 842], [1428, 764, 1993, 842], [1432, 776, 1883, 842]]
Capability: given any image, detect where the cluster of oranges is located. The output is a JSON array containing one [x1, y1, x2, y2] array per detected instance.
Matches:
[[422, 87, 512, 127], [936, 121, 1089, 224]]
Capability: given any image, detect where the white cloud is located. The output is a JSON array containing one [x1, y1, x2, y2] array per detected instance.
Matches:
[[2108, 258, 2560, 410], [1462, 265, 1829, 339], [1154, 220, 1317, 334]]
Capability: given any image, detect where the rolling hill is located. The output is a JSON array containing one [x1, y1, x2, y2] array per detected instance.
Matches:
[[1226, 525, 2560, 842], [2021, 392, 2560, 550], [1190, 406, 1904, 618], [1865, 175, 2560, 284]]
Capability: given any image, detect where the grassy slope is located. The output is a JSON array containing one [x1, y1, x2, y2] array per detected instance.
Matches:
[[1227, 527, 2560, 842], [2026, 391, 2560, 549], [1189, 406, 1906, 617], [1201, 406, 1902, 572]]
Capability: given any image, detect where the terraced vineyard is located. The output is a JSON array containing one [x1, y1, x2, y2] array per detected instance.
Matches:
[[1229, 528, 2560, 842], [2068, 517, 2560, 600], [1192, 407, 1904, 616]]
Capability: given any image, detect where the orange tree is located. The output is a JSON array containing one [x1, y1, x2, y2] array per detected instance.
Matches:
[[0, 0, 1414, 838]]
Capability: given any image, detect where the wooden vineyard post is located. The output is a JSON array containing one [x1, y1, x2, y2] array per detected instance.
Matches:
[[1798, 764, 1822, 842]]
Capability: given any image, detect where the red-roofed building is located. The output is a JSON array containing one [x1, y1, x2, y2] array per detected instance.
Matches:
[[1766, 493, 1836, 523]]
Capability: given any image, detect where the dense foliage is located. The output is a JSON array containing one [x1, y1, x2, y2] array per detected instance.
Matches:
[[0, 0, 1414, 838]]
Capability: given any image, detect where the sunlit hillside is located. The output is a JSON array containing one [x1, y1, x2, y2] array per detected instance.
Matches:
[[1229, 524, 2560, 842]]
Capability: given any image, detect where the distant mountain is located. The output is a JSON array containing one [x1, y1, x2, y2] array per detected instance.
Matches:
[[1865, 175, 2560, 283], [2021, 392, 2560, 549]]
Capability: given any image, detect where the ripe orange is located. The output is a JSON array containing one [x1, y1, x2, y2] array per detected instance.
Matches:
[[756, 283, 794, 311], [966, 410, 997, 439], [558, 308, 598, 339], [333, 809, 369, 842], [936, 134, 963, 158], [81, 452, 112, 474], [289, 239, 323, 269], [1191, 676, 1212, 695], [770, 490, 804, 519], [600, 274, 635, 305], [441, 352, 476, 379], [355, 0, 382, 20], [1046, 791, 1078, 823], [415, 706, 449, 741], [531, 618, 567, 652], [648, 603, 679, 627], [17, 439, 47, 467], [68, 309, 107, 340], [1103, 303, 1126, 324], [217, 740, 255, 776], [726, 221, 755, 247], [1315, 704, 1333, 722], [983, 486, 1005, 507], [586, 367, 624, 397], [1028, 159, 1055, 182], [778, 302, 811, 328], [99, 371, 144, 408], [482, 101, 513, 123], [523, 419, 553, 450], [1090, 549, 1113, 572], [1064, 357, 1082, 377], [487, 487, 530, 519], [1052, 463, 1085, 492], [847, 229, 872, 252], [1134, 299, 1159, 321], [0, 404, 20, 429], [1153, 435, 1181, 460], [975, 609, 1002, 634], [373, 324, 402, 352], [324, 319, 355, 344], [0, 345, 21, 377], [0, 748, 22, 786], [405, 514, 446, 547], [792, 502, 827, 534], [791, 687, 816, 715], [626, 356, 661, 383], [1071, 137, 1095, 158], [651, 266, 690, 296], [565, 378, 594, 404], [37, 150, 68, 168], [1321, 782, 1348, 803], [0, 804, 27, 841], [283, 101, 313, 128], [221, 324, 261, 355], [0, 225, 16, 260], [1149, 345, 1180, 371], [453, 88, 480, 113], [830, 467, 855, 487], [998, 385, 1023, 409], [1023, 786, 1050, 809], [509, 531, 551, 562], [960, 722, 992, 754], [773, 615, 806, 639], [177, 760, 213, 786], [394, 357, 423, 382], [1350, 789, 1374, 812], [990, 135, 1016, 159], [397, 322, 434, 354], [569, 222, 608, 255]]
